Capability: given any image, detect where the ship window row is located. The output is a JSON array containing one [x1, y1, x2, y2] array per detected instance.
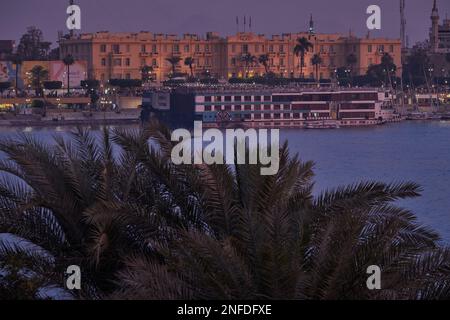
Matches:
[[204, 95, 272, 102], [340, 103, 375, 110], [206, 113, 331, 120], [340, 112, 375, 119], [201, 104, 335, 112]]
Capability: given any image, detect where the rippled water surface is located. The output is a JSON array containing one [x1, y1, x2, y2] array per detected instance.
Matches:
[[1, 121, 450, 242]]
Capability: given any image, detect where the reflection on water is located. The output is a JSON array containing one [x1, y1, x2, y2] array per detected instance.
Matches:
[[1, 121, 450, 242]]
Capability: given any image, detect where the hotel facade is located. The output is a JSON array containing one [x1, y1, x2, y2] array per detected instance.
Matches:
[[59, 30, 402, 84]]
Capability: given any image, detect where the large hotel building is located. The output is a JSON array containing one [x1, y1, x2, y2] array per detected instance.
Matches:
[[59, 24, 402, 84]]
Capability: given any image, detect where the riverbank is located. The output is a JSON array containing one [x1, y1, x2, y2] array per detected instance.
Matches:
[[0, 109, 141, 127]]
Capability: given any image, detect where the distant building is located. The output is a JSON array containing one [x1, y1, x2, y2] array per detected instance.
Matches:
[[0, 40, 15, 60], [430, 0, 450, 53], [59, 23, 402, 83]]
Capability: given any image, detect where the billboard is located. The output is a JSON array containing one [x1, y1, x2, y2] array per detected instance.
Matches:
[[0, 61, 14, 83], [50, 61, 87, 88]]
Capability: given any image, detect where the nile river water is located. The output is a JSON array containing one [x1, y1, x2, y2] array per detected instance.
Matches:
[[1, 121, 450, 242]]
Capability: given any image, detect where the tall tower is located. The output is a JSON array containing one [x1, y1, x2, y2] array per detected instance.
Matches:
[[400, 0, 406, 50], [430, 0, 440, 52], [69, 0, 74, 38], [309, 14, 315, 35]]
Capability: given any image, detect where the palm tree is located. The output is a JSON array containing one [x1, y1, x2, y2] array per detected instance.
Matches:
[[10, 54, 23, 94], [165, 56, 182, 77], [258, 54, 270, 75], [30, 65, 48, 97], [0, 124, 206, 299], [346, 53, 358, 74], [111, 122, 450, 300], [240, 53, 258, 78], [294, 37, 313, 78], [2, 121, 450, 300], [311, 54, 323, 82], [141, 65, 154, 83], [381, 53, 396, 88], [184, 57, 195, 78], [63, 54, 75, 95]]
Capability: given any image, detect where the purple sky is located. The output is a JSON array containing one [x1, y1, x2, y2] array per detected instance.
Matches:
[[1, 0, 449, 47]]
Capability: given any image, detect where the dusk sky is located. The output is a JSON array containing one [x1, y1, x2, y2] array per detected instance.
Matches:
[[1, 0, 450, 46]]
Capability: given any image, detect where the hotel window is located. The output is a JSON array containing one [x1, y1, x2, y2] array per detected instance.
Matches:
[[152, 59, 157, 67], [141, 45, 146, 53], [205, 96, 212, 102], [234, 96, 242, 102], [330, 57, 335, 67], [264, 113, 271, 119], [368, 45, 372, 53], [235, 105, 242, 111], [205, 105, 211, 111], [195, 44, 200, 52], [114, 58, 122, 66], [244, 96, 252, 102], [255, 105, 262, 111], [389, 44, 394, 53], [225, 105, 232, 111], [378, 45, 384, 52], [254, 114, 262, 119], [244, 105, 252, 111], [274, 114, 281, 119], [255, 45, 259, 53], [152, 44, 157, 53], [269, 45, 274, 53], [125, 58, 131, 66], [112, 44, 120, 54], [173, 44, 180, 53], [279, 45, 284, 53], [280, 58, 285, 66], [242, 44, 248, 53], [216, 96, 222, 102], [264, 96, 271, 101], [274, 105, 281, 110], [184, 45, 190, 53], [264, 105, 271, 110], [101, 58, 106, 66], [100, 44, 107, 53], [224, 96, 232, 102], [254, 96, 261, 101]]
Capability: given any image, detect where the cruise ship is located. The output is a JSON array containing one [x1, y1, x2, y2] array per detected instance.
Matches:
[[143, 85, 401, 129]]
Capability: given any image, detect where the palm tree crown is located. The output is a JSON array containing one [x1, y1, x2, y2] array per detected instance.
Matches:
[[62, 54, 75, 95], [184, 57, 195, 78], [258, 54, 270, 75], [294, 37, 313, 78], [166, 57, 182, 76], [240, 53, 258, 78]]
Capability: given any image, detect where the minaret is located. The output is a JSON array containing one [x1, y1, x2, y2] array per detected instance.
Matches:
[[400, 0, 406, 50], [430, 0, 440, 52], [309, 14, 315, 35]]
